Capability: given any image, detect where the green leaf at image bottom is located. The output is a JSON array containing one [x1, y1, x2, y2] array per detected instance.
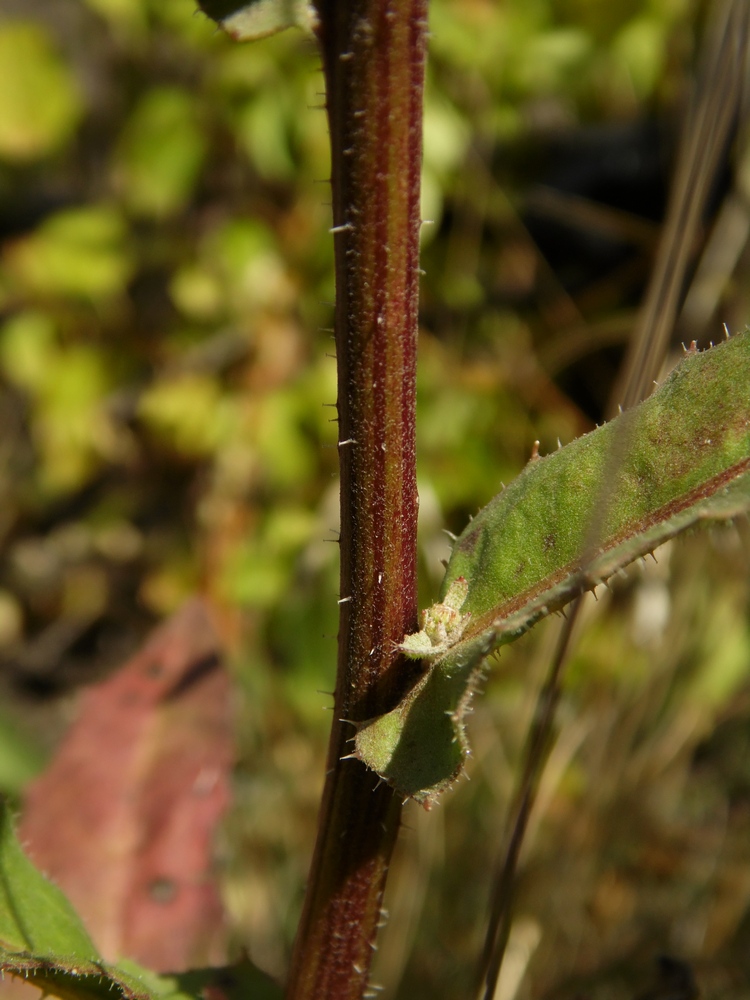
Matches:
[[0, 799, 97, 959], [0, 801, 281, 1000], [356, 331, 750, 805]]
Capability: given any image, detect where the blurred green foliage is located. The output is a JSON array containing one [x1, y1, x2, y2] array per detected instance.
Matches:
[[1, 1, 749, 998], [0, 21, 83, 161]]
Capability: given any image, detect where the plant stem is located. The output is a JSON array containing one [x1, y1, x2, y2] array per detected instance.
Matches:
[[285, 3, 427, 998]]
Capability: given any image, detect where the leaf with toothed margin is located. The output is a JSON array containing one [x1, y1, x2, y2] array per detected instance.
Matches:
[[196, 0, 316, 41], [355, 330, 750, 805]]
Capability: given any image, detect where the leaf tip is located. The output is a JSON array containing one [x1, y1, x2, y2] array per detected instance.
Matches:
[[197, 0, 317, 42]]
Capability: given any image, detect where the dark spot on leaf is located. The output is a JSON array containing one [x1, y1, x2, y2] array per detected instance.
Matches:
[[148, 877, 178, 904], [164, 651, 221, 700], [543, 533, 556, 551]]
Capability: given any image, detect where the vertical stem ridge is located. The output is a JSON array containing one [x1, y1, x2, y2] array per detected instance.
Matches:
[[285, 3, 426, 998]]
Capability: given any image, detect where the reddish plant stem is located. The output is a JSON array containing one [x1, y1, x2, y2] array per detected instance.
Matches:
[[285, 3, 427, 998]]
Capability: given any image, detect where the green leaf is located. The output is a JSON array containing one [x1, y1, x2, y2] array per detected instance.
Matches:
[[0, 21, 82, 161], [0, 953, 282, 1000], [4, 205, 132, 301], [356, 331, 750, 805], [197, 0, 316, 41], [116, 88, 207, 219], [138, 372, 238, 457], [0, 311, 122, 495], [0, 799, 98, 959]]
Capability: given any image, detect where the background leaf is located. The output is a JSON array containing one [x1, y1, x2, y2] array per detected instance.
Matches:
[[19, 600, 233, 972], [0, 22, 82, 161]]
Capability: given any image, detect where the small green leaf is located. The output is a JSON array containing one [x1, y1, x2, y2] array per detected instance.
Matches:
[[0, 21, 82, 161], [116, 88, 207, 219], [138, 373, 238, 457], [5, 205, 132, 301], [197, 0, 316, 41], [356, 331, 750, 804]]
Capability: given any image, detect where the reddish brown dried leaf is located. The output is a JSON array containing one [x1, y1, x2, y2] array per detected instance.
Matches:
[[20, 598, 233, 973]]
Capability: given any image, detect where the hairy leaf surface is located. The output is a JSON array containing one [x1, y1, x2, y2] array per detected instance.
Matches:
[[356, 331, 750, 804]]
